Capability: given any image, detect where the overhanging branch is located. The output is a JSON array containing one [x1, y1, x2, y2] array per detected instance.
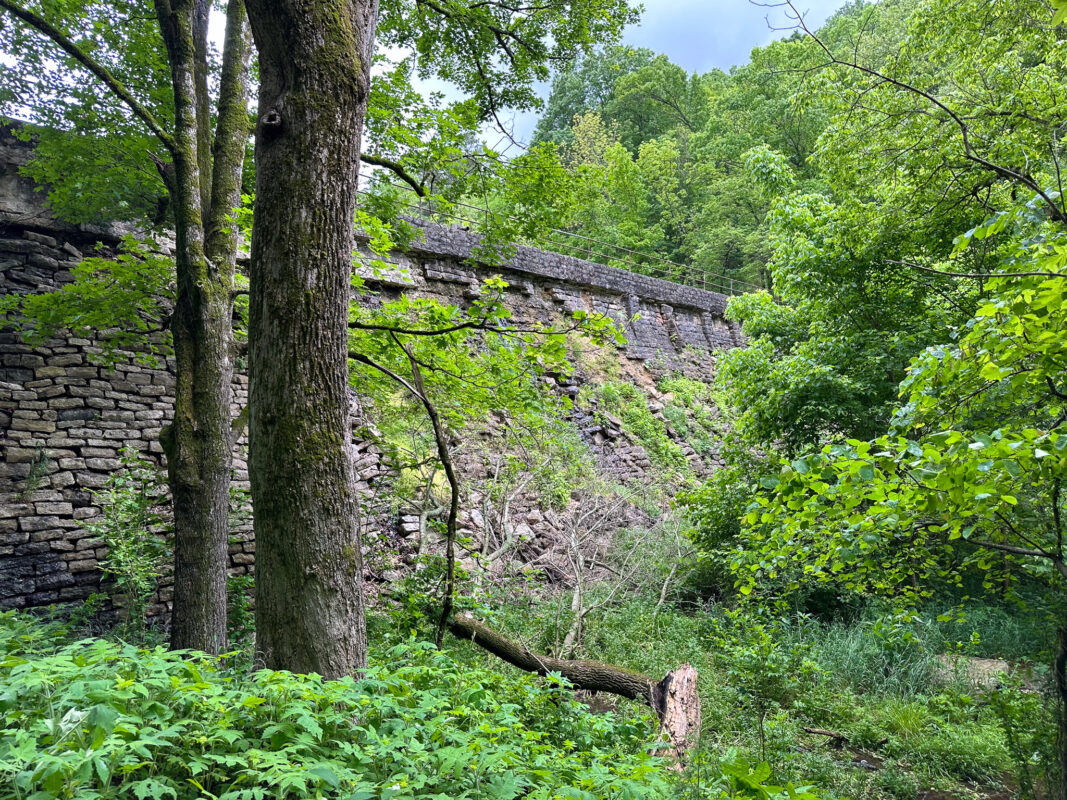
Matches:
[[772, 0, 1067, 224], [0, 0, 177, 155], [360, 153, 428, 197]]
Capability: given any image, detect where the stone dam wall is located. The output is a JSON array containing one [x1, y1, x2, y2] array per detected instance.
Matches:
[[0, 125, 742, 614]]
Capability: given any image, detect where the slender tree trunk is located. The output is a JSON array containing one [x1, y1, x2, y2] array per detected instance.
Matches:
[[157, 0, 251, 654], [1057, 622, 1067, 800], [245, 0, 379, 677], [0, 0, 251, 654]]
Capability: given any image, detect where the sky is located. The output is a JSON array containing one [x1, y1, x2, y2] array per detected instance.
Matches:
[[202, 1, 848, 153], [485, 0, 847, 147]]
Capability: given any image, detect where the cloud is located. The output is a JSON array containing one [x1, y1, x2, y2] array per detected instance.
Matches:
[[624, 0, 845, 74], [405, 0, 848, 147]]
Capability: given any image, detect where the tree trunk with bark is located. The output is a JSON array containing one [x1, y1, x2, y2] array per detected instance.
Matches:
[[448, 614, 701, 766], [0, 0, 252, 657], [1057, 623, 1067, 800], [244, 0, 379, 678], [155, 0, 251, 654]]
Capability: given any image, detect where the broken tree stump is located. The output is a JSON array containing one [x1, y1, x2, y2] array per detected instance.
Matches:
[[653, 663, 701, 768]]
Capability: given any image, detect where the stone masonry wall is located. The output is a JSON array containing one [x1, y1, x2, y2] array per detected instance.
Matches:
[[0, 124, 741, 614]]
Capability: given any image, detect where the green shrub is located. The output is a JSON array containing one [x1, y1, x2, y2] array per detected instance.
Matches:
[[0, 611, 670, 800], [589, 381, 690, 474], [81, 448, 169, 633]]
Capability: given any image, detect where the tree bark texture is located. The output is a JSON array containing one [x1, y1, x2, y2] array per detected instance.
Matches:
[[448, 614, 701, 764], [0, 0, 251, 654], [1057, 622, 1067, 800], [245, 0, 379, 678], [653, 663, 701, 769], [156, 0, 251, 654]]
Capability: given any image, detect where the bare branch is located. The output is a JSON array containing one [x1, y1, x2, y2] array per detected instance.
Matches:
[[888, 259, 1067, 281]]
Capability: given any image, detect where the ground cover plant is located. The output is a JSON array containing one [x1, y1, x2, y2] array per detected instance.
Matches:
[[485, 593, 1050, 800], [0, 612, 669, 800]]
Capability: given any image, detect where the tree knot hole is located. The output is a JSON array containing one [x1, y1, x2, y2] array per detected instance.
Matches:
[[260, 108, 284, 136]]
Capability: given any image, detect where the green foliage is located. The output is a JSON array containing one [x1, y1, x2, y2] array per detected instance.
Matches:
[[0, 236, 173, 366], [929, 601, 1052, 662], [12, 125, 166, 225], [13, 444, 50, 501], [741, 146, 796, 201], [0, 3, 172, 224], [657, 376, 723, 461], [586, 380, 691, 476], [492, 593, 1030, 800], [226, 575, 255, 660], [678, 466, 752, 587], [706, 758, 823, 800], [80, 448, 168, 634], [531, 46, 658, 149], [527, 4, 877, 287], [0, 612, 670, 800], [378, 0, 639, 118], [709, 613, 824, 761], [813, 0, 1067, 240], [987, 676, 1055, 798], [738, 231, 1067, 608], [519, 420, 596, 510], [350, 278, 620, 508]]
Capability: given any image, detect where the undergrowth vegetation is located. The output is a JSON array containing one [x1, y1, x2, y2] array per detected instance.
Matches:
[[487, 593, 1052, 800], [0, 612, 667, 800]]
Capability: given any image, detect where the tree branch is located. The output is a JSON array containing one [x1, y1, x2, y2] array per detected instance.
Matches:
[[888, 259, 1066, 281], [967, 537, 1067, 581], [448, 613, 659, 703], [1048, 376, 1067, 401], [349, 351, 423, 400], [777, 0, 1067, 224], [390, 334, 461, 648], [360, 153, 428, 197], [0, 0, 176, 155]]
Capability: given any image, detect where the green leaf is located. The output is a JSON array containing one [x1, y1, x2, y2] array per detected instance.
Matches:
[[307, 765, 340, 789], [979, 362, 1004, 381], [131, 779, 178, 800]]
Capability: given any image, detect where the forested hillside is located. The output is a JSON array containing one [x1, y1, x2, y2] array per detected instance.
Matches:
[[1, 0, 1065, 799]]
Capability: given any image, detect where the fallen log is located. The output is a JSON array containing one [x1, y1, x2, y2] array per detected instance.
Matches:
[[801, 726, 850, 747], [448, 614, 701, 766]]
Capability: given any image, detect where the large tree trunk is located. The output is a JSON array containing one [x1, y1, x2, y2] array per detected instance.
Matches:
[[245, 0, 379, 677], [448, 614, 701, 765], [156, 0, 251, 654]]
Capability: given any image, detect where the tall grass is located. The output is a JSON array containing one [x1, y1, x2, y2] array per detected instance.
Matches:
[[928, 602, 1055, 662], [783, 618, 940, 697]]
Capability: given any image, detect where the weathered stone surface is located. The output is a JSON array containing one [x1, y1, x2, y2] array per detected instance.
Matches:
[[1, 121, 741, 615]]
